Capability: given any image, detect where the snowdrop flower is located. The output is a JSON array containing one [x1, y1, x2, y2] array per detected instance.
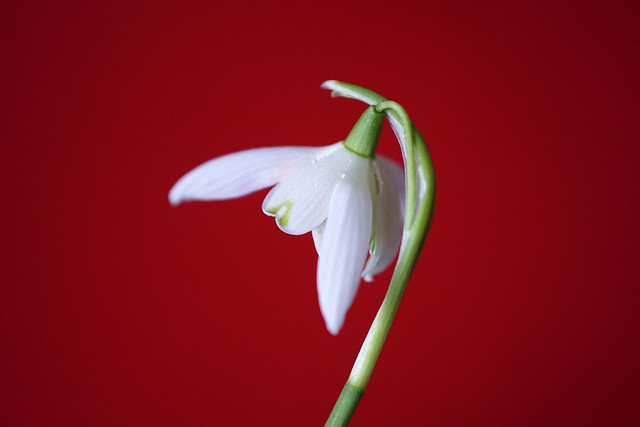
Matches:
[[169, 106, 404, 334]]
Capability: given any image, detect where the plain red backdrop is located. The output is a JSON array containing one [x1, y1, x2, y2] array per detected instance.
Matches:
[[2, 0, 639, 425]]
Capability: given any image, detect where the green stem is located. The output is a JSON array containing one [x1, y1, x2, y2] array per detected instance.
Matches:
[[325, 95, 436, 425], [325, 382, 363, 427]]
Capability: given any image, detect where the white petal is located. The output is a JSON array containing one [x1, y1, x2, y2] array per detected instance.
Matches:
[[168, 146, 317, 206], [262, 143, 354, 235], [317, 156, 373, 335], [362, 157, 404, 281]]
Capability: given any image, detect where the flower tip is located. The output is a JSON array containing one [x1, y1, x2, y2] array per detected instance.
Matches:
[[324, 316, 343, 336], [319, 292, 349, 335], [320, 80, 337, 89], [168, 184, 184, 206], [320, 80, 340, 97], [318, 290, 346, 335]]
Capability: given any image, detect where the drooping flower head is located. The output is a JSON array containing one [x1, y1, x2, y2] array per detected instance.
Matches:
[[169, 101, 405, 334]]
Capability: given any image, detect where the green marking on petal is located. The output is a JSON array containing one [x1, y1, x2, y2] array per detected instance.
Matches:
[[266, 200, 294, 227]]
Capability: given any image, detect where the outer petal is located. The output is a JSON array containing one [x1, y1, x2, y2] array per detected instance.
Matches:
[[317, 156, 373, 335], [168, 146, 317, 206], [262, 143, 353, 235], [362, 157, 404, 281]]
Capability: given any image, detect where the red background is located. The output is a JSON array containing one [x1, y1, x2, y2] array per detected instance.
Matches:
[[3, 1, 639, 425]]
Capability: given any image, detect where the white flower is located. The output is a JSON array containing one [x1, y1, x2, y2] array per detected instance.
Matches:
[[169, 142, 404, 335]]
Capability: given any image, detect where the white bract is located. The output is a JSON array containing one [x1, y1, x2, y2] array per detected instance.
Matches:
[[169, 141, 404, 335]]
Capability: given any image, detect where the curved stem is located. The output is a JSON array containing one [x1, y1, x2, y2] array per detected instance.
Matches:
[[325, 99, 435, 426]]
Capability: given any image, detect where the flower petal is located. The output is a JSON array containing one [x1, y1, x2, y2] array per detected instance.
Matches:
[[362, 157, 404, 281], [317, 156, 373, 335], [168, 146, 317, 206], [262, 143, 353, 235]]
